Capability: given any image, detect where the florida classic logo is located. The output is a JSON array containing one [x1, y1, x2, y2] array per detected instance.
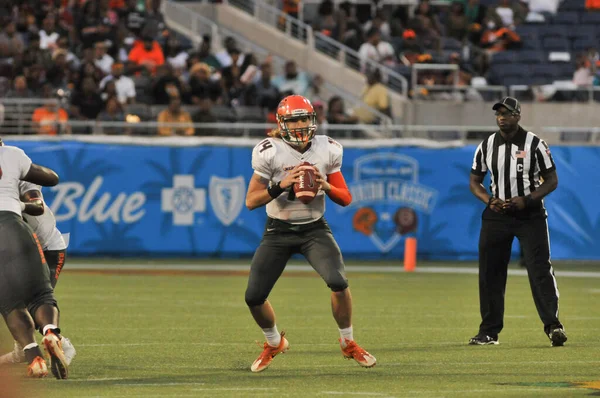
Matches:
[[347, 153, 438, 253]]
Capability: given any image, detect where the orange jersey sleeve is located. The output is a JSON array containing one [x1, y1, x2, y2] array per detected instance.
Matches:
[[326, 171, 352, 207]]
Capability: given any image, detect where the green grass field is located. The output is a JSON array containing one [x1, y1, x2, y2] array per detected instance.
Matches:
[[2, 260, 599, 397]]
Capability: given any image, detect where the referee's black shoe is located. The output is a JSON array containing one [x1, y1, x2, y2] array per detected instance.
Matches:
[[468, 334, 499, 345], [548, 327, 568, 347]]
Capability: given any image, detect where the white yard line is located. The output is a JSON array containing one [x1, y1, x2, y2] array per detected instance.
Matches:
[[66, 262, 600, 278]]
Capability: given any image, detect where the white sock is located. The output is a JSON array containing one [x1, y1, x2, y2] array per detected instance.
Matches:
[[43, 324, 58, 335], [23, 343, 38, 351], [262, 326, 281, 347], [339, 326, 353, 346]]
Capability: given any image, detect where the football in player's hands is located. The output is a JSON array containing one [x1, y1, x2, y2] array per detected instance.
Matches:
[[293, 162, 318, 204]]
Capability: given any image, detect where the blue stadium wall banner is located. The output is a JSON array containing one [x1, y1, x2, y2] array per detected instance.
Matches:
[[11, 138, 600, 260]]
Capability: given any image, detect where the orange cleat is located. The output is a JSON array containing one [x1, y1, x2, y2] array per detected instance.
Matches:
[[26, 356, 48, 378], [251, 332, 289, 373], [340, 338, 377, 368], [42, 331, 68, 380]]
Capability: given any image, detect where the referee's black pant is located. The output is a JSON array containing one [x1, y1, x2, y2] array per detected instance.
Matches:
[[478, 208, 563, 337]]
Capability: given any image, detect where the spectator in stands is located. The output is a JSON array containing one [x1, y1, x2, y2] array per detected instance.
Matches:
[[271, 60, 310, 97], [327, 95, 359, 125], [312, 0, 339, 38], [22, 64, 46, 95], [337, 2, 365, 50], [306, 74, 325, 105], [573, 55, 593, 86], [99, 62, 136, 104], [215, 36, 245, 68], [446, 1, 469, 42], [586, 0, 600, 9], [97, 95, 127, 134], [188, 62, 222, 104], [363, 10, 391, 40], [56, 36, 80, 69], [94, 41, 115, 75], [6, 75, 34, 98], [313, 100, 328, 135], [165, 36, 189, 75], [354, 69, 390, 124], [480, 18, 521, 54], [152, 63, 183, 105], [77, 0, 107, 49], [39, 16, 62, 51], [143, 0, 167, 39], [70, 77, 105, 130], [398, 29, 425, 66], [243, 62, 281, 111], [358, 28, 397, 71], [188, 34, 221, 72], [101, 79, 118, 101], [220, 48, 248, 106], [21, 33, 52, 69], [128, 35, 165, 75], [157, 95, 194, 136], [0, 20, 25, 60], [32, 85, 70, 135], [75, 60, 104, 91], [412, 0, 442, 37], [410, 12, 441, 52], [120, 0, 146, 38], [192, 97, 218, 136], [45, 49, 71, 89], [487, 0, 526, 28], [463, 0, 487, 26]]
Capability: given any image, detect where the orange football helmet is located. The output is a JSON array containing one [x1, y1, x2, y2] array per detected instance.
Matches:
[[276, 95, 317, 146]]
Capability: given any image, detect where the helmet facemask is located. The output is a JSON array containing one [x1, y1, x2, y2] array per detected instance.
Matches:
[[278, 112, 317, 147]]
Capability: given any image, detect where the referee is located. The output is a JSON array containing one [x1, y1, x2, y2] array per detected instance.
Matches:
[[468, 97, 567, 347]]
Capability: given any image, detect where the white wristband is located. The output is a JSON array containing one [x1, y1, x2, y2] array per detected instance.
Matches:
[[20, 202, 26, 212]]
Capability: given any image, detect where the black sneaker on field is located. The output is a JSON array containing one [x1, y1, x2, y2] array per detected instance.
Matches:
[[468, 334, 499, 345], [548, 328, 567, 347]]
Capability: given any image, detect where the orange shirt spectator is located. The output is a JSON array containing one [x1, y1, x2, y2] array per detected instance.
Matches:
[[109, 0, 126, 9], [32, 103, 69, 135], [129, 38, 165, 75], [586, 0, 600, 9]]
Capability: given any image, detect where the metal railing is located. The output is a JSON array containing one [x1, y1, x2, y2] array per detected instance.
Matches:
[[509, 85, 600, 103], [163, 1, 394, 125], [220, 0, 409, 97], [3, 119, 600, 144]]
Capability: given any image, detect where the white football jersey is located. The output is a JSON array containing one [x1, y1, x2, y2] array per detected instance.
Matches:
[[0, 145, 32, 216], [251, 135, 343, 224], [19, 181, 67, 251]]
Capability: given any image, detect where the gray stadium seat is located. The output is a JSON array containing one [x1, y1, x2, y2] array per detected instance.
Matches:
[[572, 38, 597, 52], [235, 106, 266, 122], [567, 25, 596, 41], [516, 51, 544, 64], [491, 51, 517, 64], [580, 12, 600, 25], [559, 0, 586, 11], [211, 105, 238, 123], [537, 25, 568, 39], [552, 11, 580, 25], [542, 37, 570, 51], [441, 37, 462, 51]]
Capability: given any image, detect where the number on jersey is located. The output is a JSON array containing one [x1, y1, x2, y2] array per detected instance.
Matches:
[[258, 139, 273, 153]]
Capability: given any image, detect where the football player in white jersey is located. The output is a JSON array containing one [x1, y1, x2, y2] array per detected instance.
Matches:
[[0, 139, 69, 379], [0, 181, 76, 367], [244, 95, 376, 372]]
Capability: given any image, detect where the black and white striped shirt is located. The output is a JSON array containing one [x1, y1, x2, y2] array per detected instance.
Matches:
[[471, 127, 555, 201]]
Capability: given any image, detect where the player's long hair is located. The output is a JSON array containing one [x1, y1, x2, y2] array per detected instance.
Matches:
[[267, 128, 283, 139]]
